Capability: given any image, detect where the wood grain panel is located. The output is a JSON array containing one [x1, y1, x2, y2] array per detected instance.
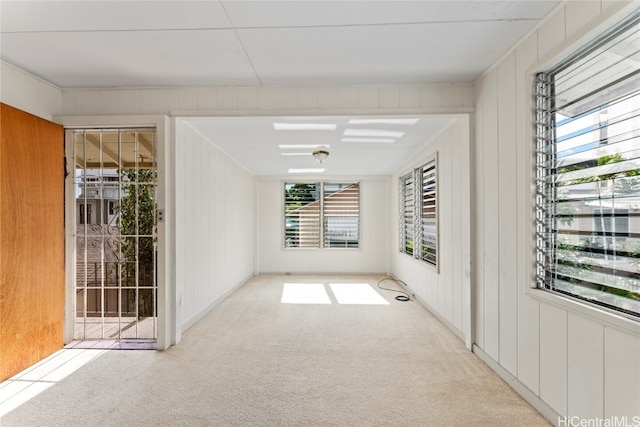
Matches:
[[1, 103, 64, 382]]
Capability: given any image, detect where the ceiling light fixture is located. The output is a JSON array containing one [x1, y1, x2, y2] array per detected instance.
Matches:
[[274, 123, 337, 131], [343, 129, 405, 138], [312, 147, 330, 164]]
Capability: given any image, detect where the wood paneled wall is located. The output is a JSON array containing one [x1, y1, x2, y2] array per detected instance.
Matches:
[[1, 103, 64, 382]]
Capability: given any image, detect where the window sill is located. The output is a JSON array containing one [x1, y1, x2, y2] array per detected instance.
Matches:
[[526, 288, 640, 337], [282, 247, 362, 251]]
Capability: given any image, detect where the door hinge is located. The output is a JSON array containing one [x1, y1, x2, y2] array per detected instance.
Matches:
[[64, 156, 70, 179]]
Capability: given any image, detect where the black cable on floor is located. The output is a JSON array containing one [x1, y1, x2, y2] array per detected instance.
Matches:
[[376, 277, 412, 302]]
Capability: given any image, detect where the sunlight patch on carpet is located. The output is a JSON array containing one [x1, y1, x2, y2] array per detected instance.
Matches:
[[281, 283, 331, 304], [0, 349, 106, 417], [329, 283, 390, 305]]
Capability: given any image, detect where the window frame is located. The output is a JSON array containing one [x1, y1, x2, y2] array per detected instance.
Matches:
[[399, 172, 414, 256], [533, 11, 640, 320], [417, 157, 438, 267], [322, 182, 360, 249], [398, 153, 439, 270], [283, 182, 322, 249], [283, 181, 360, 250]]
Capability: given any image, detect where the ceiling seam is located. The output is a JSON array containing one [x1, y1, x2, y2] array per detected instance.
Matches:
[[219, 1, 263, 87], [227, 17, 543, 31], [0, 18, 543, 35]]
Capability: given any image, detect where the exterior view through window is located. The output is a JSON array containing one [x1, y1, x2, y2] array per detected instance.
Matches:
[[535, 13, 640, 317], [71, 128, 158, 340]]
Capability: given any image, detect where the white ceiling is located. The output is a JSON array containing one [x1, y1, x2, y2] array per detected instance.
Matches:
[[185, 115, 457, 176], [0, 0, 559, 88], [0, 1, 560, 175]]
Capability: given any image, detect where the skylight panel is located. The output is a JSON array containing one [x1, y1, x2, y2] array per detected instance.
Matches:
[[343, 129, 405, 138], [274, 123, 337, 131]]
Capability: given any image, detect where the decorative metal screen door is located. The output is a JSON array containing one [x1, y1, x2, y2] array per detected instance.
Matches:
[[69, 128, 157, 341]]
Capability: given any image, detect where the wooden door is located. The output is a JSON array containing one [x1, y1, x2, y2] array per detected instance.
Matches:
[[0, 103, 64, 382]]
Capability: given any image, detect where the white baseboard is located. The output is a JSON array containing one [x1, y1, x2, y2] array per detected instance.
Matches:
[[180, 273, 254, 334], [414, 291, 466, 343], [258, 271, 389, 276], [389, 274, 466, 343], [473, 344, 560, 426], [388, 274, 559, 426]]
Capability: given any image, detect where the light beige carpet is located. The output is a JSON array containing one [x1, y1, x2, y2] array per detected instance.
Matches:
[[0, 275, 550, 426]]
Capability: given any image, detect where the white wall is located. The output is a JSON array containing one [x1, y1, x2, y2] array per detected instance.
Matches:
[[60, 84, 473, 117], [472, 0, 640, 422], [52, 76, 475, 345], [389, 117, 471, 343], [256, 177, 389, 274], [0, 61, 62, 120], [7, 2, 639, 419], [175, 122, 255, 333]]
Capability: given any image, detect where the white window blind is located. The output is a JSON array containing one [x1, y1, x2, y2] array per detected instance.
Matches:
[[535, 12, 640, 318]]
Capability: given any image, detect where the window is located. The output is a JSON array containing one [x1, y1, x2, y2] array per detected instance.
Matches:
[[399, 156, 438, 267], [284, 183, 321, 248], [107, 200, 118, 215], [284, 182, 359, 248], [79, 203, 92, 225], [323, 183, 360, 248], [593, 208, 629, 238], [418, 160, 438, 266], [535, 12, 640, 318], [399, 172, 414, 255]]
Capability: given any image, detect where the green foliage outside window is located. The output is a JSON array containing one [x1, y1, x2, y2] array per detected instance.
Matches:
[[557, 152, 640, 303], [285, 183, 318, 210], [117, 168, 156, 318]]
